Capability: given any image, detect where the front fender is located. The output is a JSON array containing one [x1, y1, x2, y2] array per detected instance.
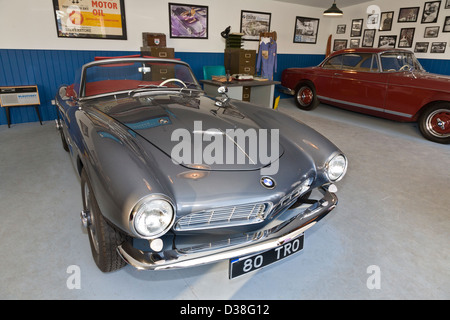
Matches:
[[75, 109, 174, 236]]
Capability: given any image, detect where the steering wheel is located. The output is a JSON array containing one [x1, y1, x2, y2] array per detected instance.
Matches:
[[159, 78, 187, 88], [399, 64, 411, 72]]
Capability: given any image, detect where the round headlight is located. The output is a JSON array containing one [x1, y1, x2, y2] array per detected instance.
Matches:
[[326, 154, 347, 182], [132, 198, 175, 238]]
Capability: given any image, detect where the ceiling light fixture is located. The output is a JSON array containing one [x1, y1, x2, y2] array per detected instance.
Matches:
[[323, 0, 343, 16]]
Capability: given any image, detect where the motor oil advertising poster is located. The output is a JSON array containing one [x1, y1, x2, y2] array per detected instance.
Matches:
[[53, 0, 127, 39]]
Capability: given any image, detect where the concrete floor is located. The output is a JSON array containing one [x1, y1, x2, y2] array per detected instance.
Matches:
[[0, 99, 449, 300]]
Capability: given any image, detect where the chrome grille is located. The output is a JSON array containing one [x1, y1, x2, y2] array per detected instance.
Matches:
[[174, 202, 272, 231]]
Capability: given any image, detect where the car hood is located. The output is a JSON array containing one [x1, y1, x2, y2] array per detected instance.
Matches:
[[389, 71, 450, 92], [89, 92, 284, 171]]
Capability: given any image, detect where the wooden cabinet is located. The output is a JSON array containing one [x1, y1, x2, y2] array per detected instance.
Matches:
[[224, 49, 256, 76]]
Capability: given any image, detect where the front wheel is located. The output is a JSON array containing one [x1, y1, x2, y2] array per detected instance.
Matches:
[[81, 169, 130, 272], [418, 102, 450, 144], [294, 82, 319, 110]]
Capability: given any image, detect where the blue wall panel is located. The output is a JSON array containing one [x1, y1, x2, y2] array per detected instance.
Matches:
[[0, 48, 449, 126]]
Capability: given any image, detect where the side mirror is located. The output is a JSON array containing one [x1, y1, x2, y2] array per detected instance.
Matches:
[[218, 86, 228, 94], [215, 86, 230, 107]]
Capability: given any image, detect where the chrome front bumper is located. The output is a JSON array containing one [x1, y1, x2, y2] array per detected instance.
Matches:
[[117, 189, 337, 271]]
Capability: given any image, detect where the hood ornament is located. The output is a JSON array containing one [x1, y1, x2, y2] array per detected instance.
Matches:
[[215, 86, 230, 107]]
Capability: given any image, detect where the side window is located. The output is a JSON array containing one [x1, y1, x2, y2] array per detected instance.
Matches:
[[342, 53, 379, 72], [322, 55, 343, 69]]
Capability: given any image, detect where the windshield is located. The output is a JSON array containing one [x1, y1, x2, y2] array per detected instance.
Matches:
[[380, 52, 424, 72], [81, 59, 201, 97]]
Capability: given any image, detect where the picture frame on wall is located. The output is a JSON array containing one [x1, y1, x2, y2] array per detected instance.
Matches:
[[52, 0, 127, 40], [446, 0, 450, 9], [421, 1, 441, 23], [293, 16, 320, 44], [362, 29, 376, 47], [378, 35, 397, 48], [379, 11, 394, 31], [350, 19, 363, 37], [443, 16, 450, 32], [350, 39, 360, 48], [398, 7, 420, 22], [240, 10, 271, 41], [398, 28, 415, 48], [414, 42, 429, 53], [333, 39, 347, 51], [336, 24, 346, 34], [424, 26, 440, 37], [431, 42, 447, 53], [168, 3, 208, 39]]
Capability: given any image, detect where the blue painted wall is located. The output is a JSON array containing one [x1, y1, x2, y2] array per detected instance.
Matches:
[[0, 48, 449, 126]]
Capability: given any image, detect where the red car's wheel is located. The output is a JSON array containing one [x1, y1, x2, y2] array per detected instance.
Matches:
[[294, 82, 319, 110], [419, 102, 450, 144]]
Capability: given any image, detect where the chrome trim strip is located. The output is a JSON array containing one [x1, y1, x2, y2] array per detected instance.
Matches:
[[117, 189, 337, 271], [317, 95, 413, 118]]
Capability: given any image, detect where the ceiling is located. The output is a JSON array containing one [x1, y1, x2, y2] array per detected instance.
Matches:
[[273, 0, 374, 9]]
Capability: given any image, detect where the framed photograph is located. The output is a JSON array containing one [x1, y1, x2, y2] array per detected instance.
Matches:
[[378, 35, 397, 48], [367, 12, 379, 29], [431, 42, 447, 53], [350, 39, 360, 48], [424, 26, 440, 37], [333, 39, 347, 51], [446, 0, 450, 8], [168, 3, 208, 39], [398, 7, 420, 22], [293, 16, 320, 44], [414, 42, 430, 53], [443, 16, 450, 32], [351, 19, 363, 37], [362, 29, 376, 47], [336, 24, 346, 34], [240, 10, 271, 41], [379, 11, 394, 31], [421, 1, 441, 23], [52, 0, 127, 39], [398, 28, 415, 48]]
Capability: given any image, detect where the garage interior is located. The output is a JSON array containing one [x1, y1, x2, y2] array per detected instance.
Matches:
[[1, 0, 449, 300]]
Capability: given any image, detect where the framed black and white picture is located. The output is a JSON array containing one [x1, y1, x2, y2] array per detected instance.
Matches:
[[443, 16, 450, 32], [293, 16, 320, 44], [431, 42, 447, 53], [378, 35, 397, 48], [398, 7, 420, 22], [424, 26, 440, 37], [333, 39, 347, 51], [446, 0, 450, 8], [336, 24, 346, 34], [350, 39, 360, 48], [379, 11, 394, 31], [398, 28, 415, 48], [414, 42, 429, 53], [240, 10, 271, 41], [351, 19, 363, 37], [421, 1, 441, 23], [168, 3, 208, 39], [362, 29, 376, 47]]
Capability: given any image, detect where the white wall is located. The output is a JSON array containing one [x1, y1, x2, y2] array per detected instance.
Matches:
[[1, 0, 448, 59], [325, 0, 450, 59], [0, 0, 332, 54]]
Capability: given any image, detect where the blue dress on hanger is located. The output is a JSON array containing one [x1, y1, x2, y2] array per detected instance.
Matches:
[[256, 38, 277, 80]]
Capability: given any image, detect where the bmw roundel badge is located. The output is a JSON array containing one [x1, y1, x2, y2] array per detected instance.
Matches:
[[260, 176, 275, 189]]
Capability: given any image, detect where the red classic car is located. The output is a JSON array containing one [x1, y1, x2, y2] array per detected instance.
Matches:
[[280, 48, 450, 144]]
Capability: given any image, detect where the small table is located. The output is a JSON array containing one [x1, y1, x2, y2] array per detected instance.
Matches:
[[201, 79, 280, 109]]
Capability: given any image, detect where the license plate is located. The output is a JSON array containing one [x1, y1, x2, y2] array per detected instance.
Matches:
[[229, 234, 304, 279]]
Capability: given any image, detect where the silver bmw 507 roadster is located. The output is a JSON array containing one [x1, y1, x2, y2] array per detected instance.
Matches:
[[54, 57, 347, 277]]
